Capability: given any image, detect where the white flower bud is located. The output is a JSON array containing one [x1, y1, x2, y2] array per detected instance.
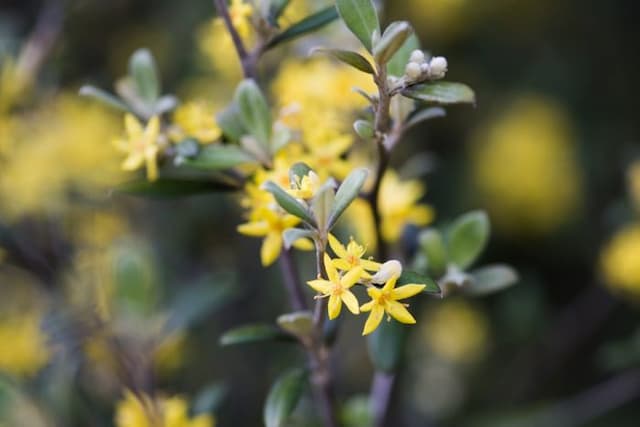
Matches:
[[371, 260, 403, 284], [409, 49, 425, 64], [429, 56, 448, 79], [405, 61, 423, 81], [420, 63, 430, 75]]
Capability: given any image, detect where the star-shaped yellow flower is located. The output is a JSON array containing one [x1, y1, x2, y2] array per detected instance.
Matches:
[[237, 207, 312, 266], [114, 114, 161, 181], [360, 274, 425, 335], [328, 234, 380, 279], [307, 254, 363, 320]]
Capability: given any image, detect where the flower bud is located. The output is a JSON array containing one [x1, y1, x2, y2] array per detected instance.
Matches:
[[429, 56, 448, 79], [371, 260, 403, 284], [405, 62, 423, 81], [409, 49, 425, 64]]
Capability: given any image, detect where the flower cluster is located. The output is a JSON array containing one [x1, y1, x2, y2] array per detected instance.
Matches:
[[115, 390, 214, 427], [308, 236, 426, 335]]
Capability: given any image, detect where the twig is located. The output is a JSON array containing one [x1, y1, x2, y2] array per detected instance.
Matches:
[[212, 0, 259, 79], [370, 372, 395, 427], [278, 248, 308, 311]]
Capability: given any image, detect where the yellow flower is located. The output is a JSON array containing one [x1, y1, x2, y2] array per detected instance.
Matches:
[[360, 274, 425, 335], [115, 390, 214, 427], [197, 19, 243, 82], [0, 311, 50, 377], [421, 299, 489, 364], [114, 114, 161, 181], [629, 161, 640, 212], [229, 0, 254, 40], [328, 234, 380, 279], [378, 170, 434, 242], [307, 254, 363, 320], [600, 223, 640, 297], [470, 95, 582, 235], [237, 207, 311, 266], [171, 101, 221, 143], [288, 170, 321, 200]]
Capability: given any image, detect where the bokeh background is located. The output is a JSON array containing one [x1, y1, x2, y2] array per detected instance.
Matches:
[[1, 0, 639, 426]]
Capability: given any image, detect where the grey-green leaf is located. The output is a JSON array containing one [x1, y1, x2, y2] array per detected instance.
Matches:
[[235, 79, 272, 149], [312, 183, 336, 233], [79, 85, 130, 112], [466, 264, 518, 296], [264, 369, 307, 427], [329, 168, 368, 228], [405, 107, 446, 130], [282, 228, 315, 250], [311, 48, 374, 74], [266, 6, 339, 49], [185, 145, 255, 171], [373, 21, 413, 65], [268, 0, 291, 25], [335, 0, 380, 51], [387, 33, 420, 77], [402, 82, 476, 105], [217, 103, 247, 141], [277, 311, 314, 338], [447, 210, 490, 269], [397, 270, 441, 295], [129, 48, 160, 104], [418, 229, 447, 278], [220, 324, 289, 346], [263, 181, 316, 226]]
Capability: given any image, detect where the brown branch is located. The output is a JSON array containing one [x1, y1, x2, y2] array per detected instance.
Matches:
[[212, 0, 259, 80]]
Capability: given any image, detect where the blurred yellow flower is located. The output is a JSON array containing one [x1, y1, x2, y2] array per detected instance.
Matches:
[[114, 114, 161, 182], [0, 311, 50, 377], [629, 161, 640, 212], [115, 390, 214, 427], [422, 299, 489, 364], [470, 95, 582, 235], [237, 206, 309, 266], [360, 274, 425, 335], [0, 95, 123, 220], [197, 19, 243, 83], [0, 58, 32, 113], [342, 198, 378, 252], [171, 101, 221, 144], [378, 170, 434, 242], [600, 224, 640, 297], [308, 254, 363, 320], [229, 0, 254, 40]]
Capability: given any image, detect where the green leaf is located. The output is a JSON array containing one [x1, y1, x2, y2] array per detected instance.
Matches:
[[288, 162, 313, 186], [418, 229, 447, 278], [387, 34, 419, 77], [184, 145, 255, 171], [311, 183, 336, 233], [329, 168, 368, 228], [335, 0, 380, 51], [405, 107, 446, 130], [217, 103, 247, 141], [373, 21, 413, 65], [268, 0, 291, 25], [466, 264, 518, 296], [220, 324, 290, 346], [448, 210, 490, 269], [311, 48, 374, 74], [353, 119, 374, 139], [153, 95, 178, 115], [79, 85, 130, 112], [397, 270, 440, 295], [235, 79, 272, 149], [277, 311, 314, 338], [367, 318, 407, 373], [282, 228, 315, 250], [402, 82, 476, 106], [263, 181, 316, 226], [117, 178, 238, 198], [266, 6, 339, 49], [129, 48, 160, 104], [264, 369, 307, 427]]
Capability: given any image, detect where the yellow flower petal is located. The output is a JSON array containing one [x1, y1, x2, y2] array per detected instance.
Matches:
[[340, 266, 363, 288], [122, 153, 144, 171], [362, 304, 384, 335], [124, 113, 143, 138], [341, 290, 360, 315], [324, 253, 339, 283], [382, 275, 398, 292], [145, 154, 158, 181], [386, 300, 416, 324], [292, 238, 314, 251], [360, 259, 381, 271], [145, 115, 160, 140], [360, 300, 374, 312], [332, 259, 352, 271], [307, 279, 332, 294], [328, 233, 348, 258], [237, 221, 269, 236], [410, 205, 435, 226], [261, 232, 282, 266], [328, 293, 342, 320], [391, 284, 425, 300]]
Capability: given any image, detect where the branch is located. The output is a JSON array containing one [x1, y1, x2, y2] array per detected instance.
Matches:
[[212, 0, 258, 79]]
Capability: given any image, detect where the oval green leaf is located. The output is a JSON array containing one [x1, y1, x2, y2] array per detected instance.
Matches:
[[418, 229, 448, 278], [264, 369, 307, 427], [335, 0, 380, 51], [235, 79, 272, 149], [447, 210, 490, 269], [185, 145, 255, 171], [329, 168, 368, 228], [220, 324, 289, 346], [402, 82, 476, 106], [466, 264, 518, 296], [311, 48, 374, 74], [267, 6, 339, 49], [263, 181, 316, 226], [129, 48, 160, 104]]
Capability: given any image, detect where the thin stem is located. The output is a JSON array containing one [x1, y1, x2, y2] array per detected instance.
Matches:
[[212, 0, 259, 79], [370, 372, 395, 427], [278, 248, 308, 311]]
